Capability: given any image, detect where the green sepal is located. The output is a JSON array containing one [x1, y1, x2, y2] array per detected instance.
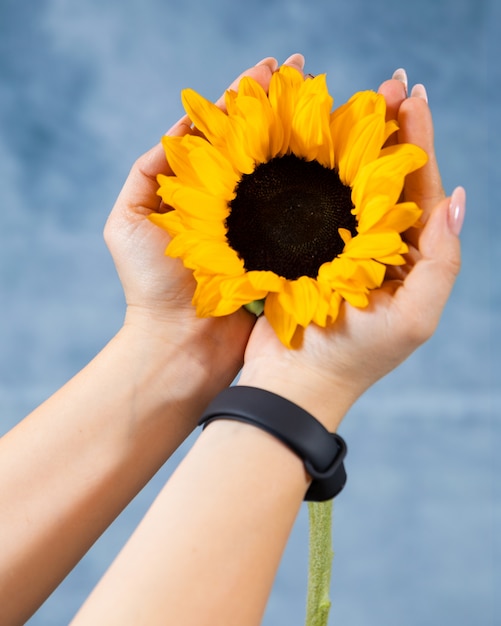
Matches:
[[244, 298, 265, 317]]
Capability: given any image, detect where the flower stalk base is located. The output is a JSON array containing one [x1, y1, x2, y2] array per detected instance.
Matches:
[[305, 500, 334, 626]]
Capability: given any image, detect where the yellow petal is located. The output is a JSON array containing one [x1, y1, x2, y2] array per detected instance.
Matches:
[[326, 292, 343, 322], [217, 273, 267, 310], [224, 117, 256, 174], [210, 270, 285, 316], [149, 210, 184, 237], [277, 64, 305, 87], [158, 177, 228, 219], [264, 293, 299, 349], [342, 231, 404, 259], [337, 113, 387, 184], [383, 119, 399, 143], [268, 72, 293, 155], [187, 144, 240, 198], [181, 89, 229, 147], [156, 173, 177, 204], [247, 270, 284, 292], [335, 286, 370, 308], [167, 233, 243, 274], [156, 178, 228, 236], [233, 76, 283, 159], [237, 75, 269, 102], [278, 276, 320, 326], [290, 75, 333, 162], [224, 88, 239, 115], [178, 215, 227, 238], [161, 136, 203, 187], [351, 143, 427, 208], [330, 90, 384, 172], [377, 253, 407, 265], [187, 240, 243, 274], [338, 228, 353, 245], [192, 273, 228, 316], [268, 65, 304, 155], [319, 256, 385, 289], [232, 94, 275, 163], [357, 198, 422, 233]]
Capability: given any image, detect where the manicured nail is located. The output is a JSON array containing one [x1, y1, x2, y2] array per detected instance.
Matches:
[[392, 68, 408, 95], [410, 83, 428, 103], [283, 53, 305, 69], [256, 57, 279, 71], [448, 186, 466, 236]]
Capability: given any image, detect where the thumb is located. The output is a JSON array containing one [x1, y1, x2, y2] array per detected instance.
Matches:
[[394, 187, 465, 344], [111, 117, 191, 221]]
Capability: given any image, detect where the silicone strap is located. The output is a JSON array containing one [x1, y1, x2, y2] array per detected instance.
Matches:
[[198, 386, 347, 502]]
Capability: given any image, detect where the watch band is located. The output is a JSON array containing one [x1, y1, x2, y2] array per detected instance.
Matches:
[[198, 386, 347, 502]]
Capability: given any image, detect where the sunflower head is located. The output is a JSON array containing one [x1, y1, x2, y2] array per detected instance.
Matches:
[[150, 65, 427, 348]]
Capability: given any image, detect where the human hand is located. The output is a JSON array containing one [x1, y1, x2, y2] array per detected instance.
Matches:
[[378, 69, 445, 243], [104, 55, 305, 384], [239, 70, 463, 431]]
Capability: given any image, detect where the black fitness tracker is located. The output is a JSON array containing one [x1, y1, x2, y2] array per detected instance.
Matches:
[[198, 386, 347, 502]]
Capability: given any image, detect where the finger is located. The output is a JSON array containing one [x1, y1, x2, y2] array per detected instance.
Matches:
[[392, 189, 464, 346], [165, 114, 192, 138], [122, 54, 306, 216], [185, 58, 278, 139], [129, 56, 294, 212], [112, 57, 284, 224], [397, 86, 444, 249], [282, 52, 306, 74], [391, 68, 408, 97], [214, 53, 305, 111], [378, 69, 408, 122], [398, 87, 444, 215], [214, 57, 279, 110], [112, 127, 191, 218]]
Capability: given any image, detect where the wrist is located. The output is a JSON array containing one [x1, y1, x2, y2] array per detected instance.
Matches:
[[237, 356, 356, 432], [199, 386, 348, 501], [117, 308, 250, 430], [194, 417, 311, 507]]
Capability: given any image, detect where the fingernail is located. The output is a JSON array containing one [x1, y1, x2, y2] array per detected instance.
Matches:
[[392, 68, 408, 95], [448, 186, 466, 236], [283, 53, 305, 69], [410, 83, 428, 103], [256, 57, 279, 71]]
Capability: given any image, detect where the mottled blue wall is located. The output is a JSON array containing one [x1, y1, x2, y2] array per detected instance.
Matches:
[[0, 0, 498, 624]]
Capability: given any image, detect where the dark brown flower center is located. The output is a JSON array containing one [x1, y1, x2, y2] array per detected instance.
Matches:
[[225, 154, 356, 280]]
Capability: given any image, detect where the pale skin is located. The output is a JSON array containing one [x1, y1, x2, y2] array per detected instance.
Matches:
[[0, 56, 286, 626], [0, 54, 463, 626], [72, 59, 463, 625]]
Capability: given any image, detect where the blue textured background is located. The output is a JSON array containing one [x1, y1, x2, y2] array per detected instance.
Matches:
[[0, 0, 498, 624]]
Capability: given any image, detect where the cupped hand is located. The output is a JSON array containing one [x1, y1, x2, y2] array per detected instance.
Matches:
[[239, 70, 463, 431], [104, 55, 305, 379], [104, 57, 283, 324]]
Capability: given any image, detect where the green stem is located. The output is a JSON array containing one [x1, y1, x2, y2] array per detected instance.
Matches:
[[305, 500, 334, 626]]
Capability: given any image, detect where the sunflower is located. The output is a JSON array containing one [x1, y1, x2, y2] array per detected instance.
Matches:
[[151, 65, 427, 348]]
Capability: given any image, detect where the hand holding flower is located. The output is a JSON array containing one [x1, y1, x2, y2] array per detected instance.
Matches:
[[104, 58, 298, 394], [0, 56, 315, 626], [67, 61, 464, 626], [152, 64, 429, 354], [239, 76, 463, 432]]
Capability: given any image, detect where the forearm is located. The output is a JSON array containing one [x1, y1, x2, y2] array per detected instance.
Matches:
[[71, 377, 350, 626], [71, 419, 309, 626], [0, 323, 232, 625]]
